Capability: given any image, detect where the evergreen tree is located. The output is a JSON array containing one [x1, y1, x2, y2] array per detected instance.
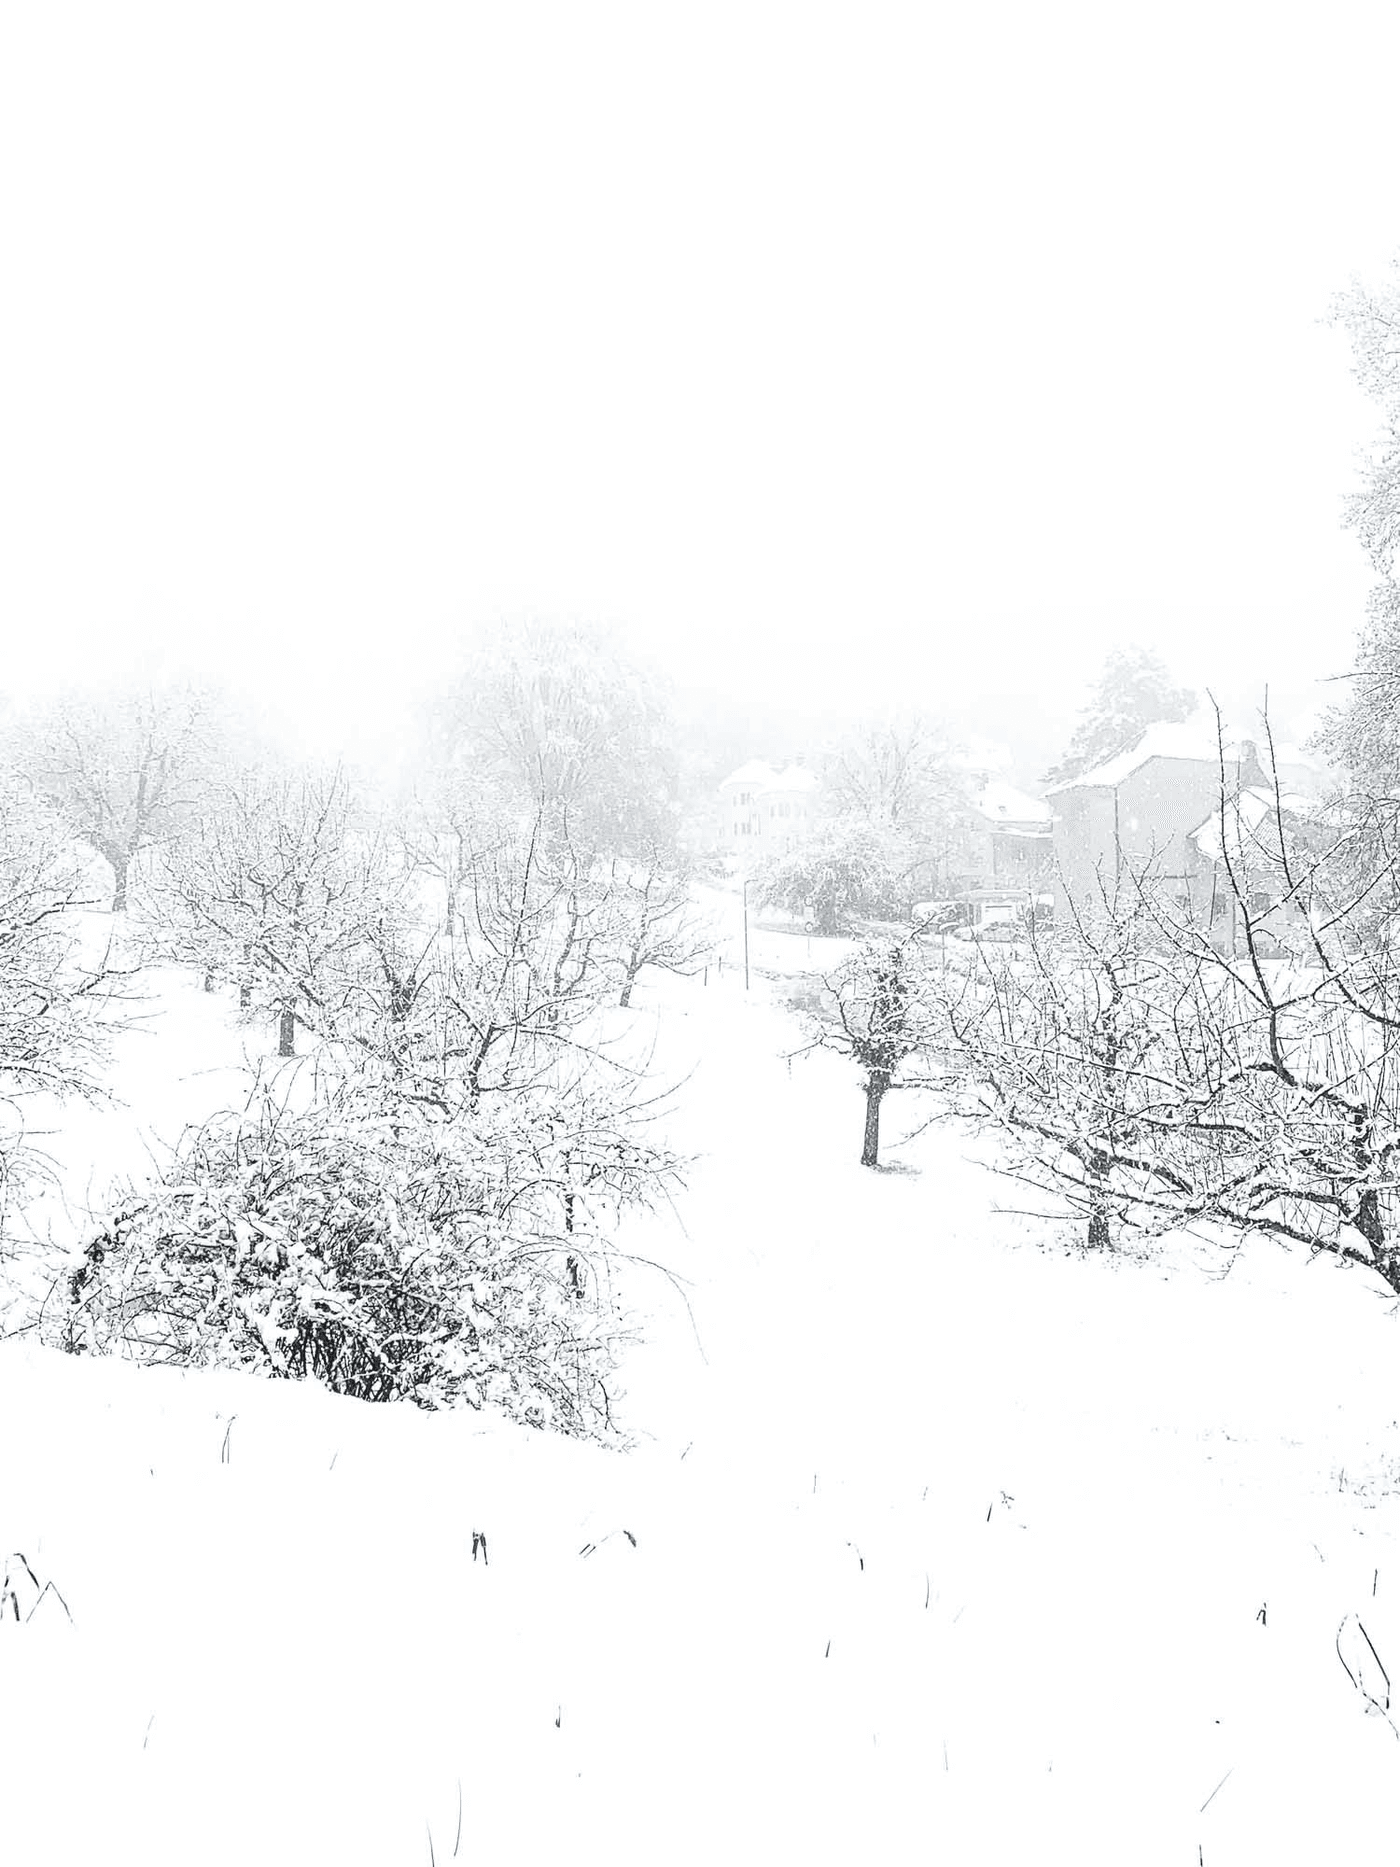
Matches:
[[1043, 647, 1196, 787]]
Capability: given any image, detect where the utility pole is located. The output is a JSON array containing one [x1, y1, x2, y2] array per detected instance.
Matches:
[[742, 878, 750, 991]]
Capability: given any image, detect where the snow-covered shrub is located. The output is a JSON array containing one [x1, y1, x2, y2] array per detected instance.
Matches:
[[59, 1074, 676, 1438], [753, 816, 917, 936]]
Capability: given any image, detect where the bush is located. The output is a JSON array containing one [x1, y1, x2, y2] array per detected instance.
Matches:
[[58, 1075, 671, 1438], [754, 817, 917, 935]]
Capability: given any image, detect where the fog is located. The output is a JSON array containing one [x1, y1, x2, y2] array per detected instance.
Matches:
[[2, 1, 1396, 777]]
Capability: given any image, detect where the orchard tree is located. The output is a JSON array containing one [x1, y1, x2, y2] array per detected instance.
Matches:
[[937, 889, 1193, 1249], [141, 764, 406, 1057], [0, 785, 122, 1253], [935, 726, 1400, 1289], [792, 935, 938, 1167], [15, 681, 240, 912], [403, 814, 627, 1109], [66, 806, 689, 1429], [606, 856, 713, 1008], [1043, 647, 1196, 787]]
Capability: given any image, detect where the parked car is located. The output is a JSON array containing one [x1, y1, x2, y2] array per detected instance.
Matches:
[[911, 900, 969, 935], [953, 918, 1020, 944]]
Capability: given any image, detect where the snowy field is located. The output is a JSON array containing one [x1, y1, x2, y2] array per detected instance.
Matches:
[[4, 908, 1400, 1864]]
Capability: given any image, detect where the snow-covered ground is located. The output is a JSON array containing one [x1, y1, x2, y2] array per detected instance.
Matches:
[[4, 913, 1400, 1864]]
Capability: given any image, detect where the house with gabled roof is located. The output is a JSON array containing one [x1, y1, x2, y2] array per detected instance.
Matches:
[[1047, 719, 1268, 917], [1183, 781, 1331, 946], [718, 760, 819, 856], [966, 779, 1053, 888]]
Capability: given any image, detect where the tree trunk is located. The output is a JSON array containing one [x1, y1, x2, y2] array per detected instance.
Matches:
[[1353, 1182, 1400, 1292], [111, 856, 130, 914], [861, 1075, 888, 1167], [1085, 1148, 1111, 1247], [278, 1005, 296, 1057], [203, 972, 216, 993]]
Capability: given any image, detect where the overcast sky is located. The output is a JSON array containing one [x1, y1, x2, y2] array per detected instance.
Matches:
[[2, 1, 1397, 774]]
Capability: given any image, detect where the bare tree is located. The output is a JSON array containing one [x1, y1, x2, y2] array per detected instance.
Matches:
[[935, 725, 1400, 1291], [16, 682, 240, 912], [141, 764, 404, 1057], [417, 815, 626, 1108], [607, 855, 713, 1008], [938, 889, 1205, 1248], [821, 709, 967, 833], [0, 787, 124, 1266]]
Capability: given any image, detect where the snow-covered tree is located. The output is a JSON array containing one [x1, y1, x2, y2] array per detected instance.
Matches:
[[1331, 260, 1400, 583], [754, 816, 917, 936], [0, 786, 120, 1235], [1313, 267, 1400, 860], [792, 935, 939, 1167], [428, 621, 680, 861], [605, 856, 713, 1008], [820, 710, 967, 833], [1043, 647, 1196, 787], [15, 681, 240, 912], [140, 764, 405, 1057], [387, 814, 628, 1110], [935, 749, 1400, 1286], [1290, 269, 1400, 947], [938, 891, 1188, 1249]]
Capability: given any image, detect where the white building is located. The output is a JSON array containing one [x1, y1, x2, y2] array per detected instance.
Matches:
[[717, 760, 819, 856]]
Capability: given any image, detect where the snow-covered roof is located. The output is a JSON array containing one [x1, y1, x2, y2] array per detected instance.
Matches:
[[717, 760, 818, 795], [1189, 785, 1317, 863], [718, 759, 779, 791], [1047, 719, 1247, 795], [976, 779, 1052, 826], [768, 763, 819, 793]]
